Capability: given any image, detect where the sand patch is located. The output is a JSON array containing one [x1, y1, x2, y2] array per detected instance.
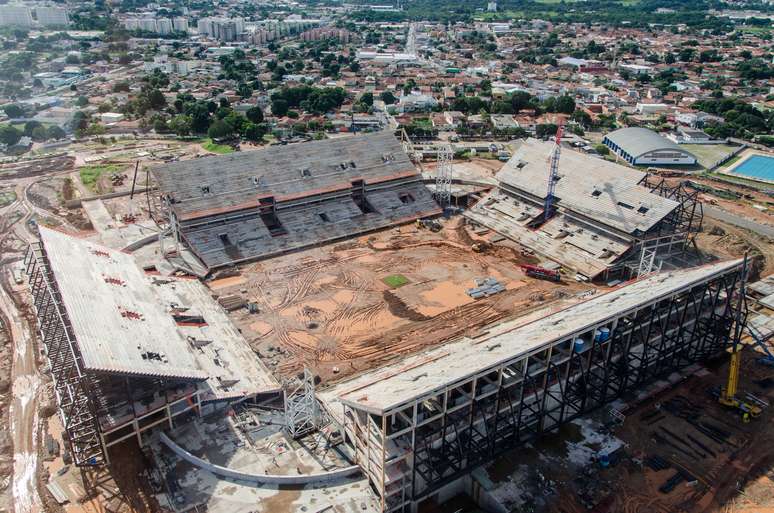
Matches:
[[208, 275, 246, 290], [249, 320, 274, 336], [412, 281, 472, 317], [332, 289, 356, 305], [287, 330, 317, 349]]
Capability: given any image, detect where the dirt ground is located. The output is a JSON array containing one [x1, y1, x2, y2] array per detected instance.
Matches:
[[662, 175, 774, 227], [211, 217, 590, 383], [535, 348, 774, 513], [27, 177, 93, 231], [0, 155, 75, 181], [695, 217, 774, 277]]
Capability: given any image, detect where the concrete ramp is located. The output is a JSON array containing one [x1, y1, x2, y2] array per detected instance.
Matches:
[[159, 432, 361, 485]]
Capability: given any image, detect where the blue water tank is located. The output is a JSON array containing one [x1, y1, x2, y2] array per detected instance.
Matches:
[[594, 329, 602, 342], [600, 327, 611, 341], [573, 338, 585, 353], [599, 452, 610, 468]]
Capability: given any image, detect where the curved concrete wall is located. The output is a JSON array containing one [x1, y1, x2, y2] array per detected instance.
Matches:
[[160, 432, 361, 485]]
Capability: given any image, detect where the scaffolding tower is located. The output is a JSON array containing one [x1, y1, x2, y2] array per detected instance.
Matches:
[[435, 144, 453, 208], [284, 368, 320, 439]]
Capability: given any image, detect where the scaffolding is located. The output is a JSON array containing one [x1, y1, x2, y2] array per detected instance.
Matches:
[[336, 261, 746, 512], [284, 368, 320, 439], [434, 144, 453, 209], [24, 243, 105, 466]]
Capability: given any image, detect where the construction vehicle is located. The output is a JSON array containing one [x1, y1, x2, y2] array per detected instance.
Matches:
[[717, 255, 763, 422], [520, 264, 561, 282], [471, 241, 491, 253], [718, 347, 762, 422], [416, 219, 442, 232]]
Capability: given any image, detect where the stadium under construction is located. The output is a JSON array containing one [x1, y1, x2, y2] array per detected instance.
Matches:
[[23, 132, 752, 513]]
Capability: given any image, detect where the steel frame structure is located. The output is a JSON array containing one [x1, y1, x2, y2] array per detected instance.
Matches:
[[434, 144, 453, 209], [337, 262, 745, 512], [285, 368, 321, 439], [24, 243, 105, 466]]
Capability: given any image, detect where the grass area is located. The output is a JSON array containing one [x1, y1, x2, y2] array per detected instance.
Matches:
[[0, 190, 17, 208], [702, 171, 771, 191], [78, 164, 122, 191], [719, 156, 741, 168], [202, 138, 235, 154], [413, 118, 433, 130], [383, 274, 409, 288], [681, 143, 739, 169]]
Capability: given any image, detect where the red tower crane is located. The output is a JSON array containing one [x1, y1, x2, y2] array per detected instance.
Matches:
[[543, 123, 564, 223]]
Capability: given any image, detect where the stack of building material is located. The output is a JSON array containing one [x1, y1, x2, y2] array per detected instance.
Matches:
[[217, 294, 247, 311], [466, 277, 505, 299]]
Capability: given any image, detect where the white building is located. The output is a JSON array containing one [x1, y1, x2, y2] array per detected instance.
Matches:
[[619, 63, 653, 75], [399, 93, 438, 112], [487, 1, 498, 12], [156, 18, 172, 35], [635, 103, 669, 115], [603, 127, 697, 166], [0, 5, 33, 27], [35, 6, 69, 27], [172, 16, 188, 33]]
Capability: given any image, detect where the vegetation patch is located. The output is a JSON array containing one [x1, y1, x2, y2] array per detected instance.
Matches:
[[202, 138, 235, 154], [78, 164, 122, 192], [0, 189, 16, 208], [382, 274, 409, 288]]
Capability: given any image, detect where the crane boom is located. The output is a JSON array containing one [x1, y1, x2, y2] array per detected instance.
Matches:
[[543, 123, 564, 222]]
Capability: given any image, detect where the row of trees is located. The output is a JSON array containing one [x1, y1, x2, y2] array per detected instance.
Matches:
[[0, 122, 66, 146], [449, 91, 576, 116], [270, 86, 347, 117], [693, 97, 774, 139]]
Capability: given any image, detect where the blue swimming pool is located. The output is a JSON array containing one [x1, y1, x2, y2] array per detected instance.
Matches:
[[731, 155, 774, 182]]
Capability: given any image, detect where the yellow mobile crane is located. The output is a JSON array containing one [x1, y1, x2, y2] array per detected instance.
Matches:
[[718, 346, 762, 422], [718, 256, 763, 422]]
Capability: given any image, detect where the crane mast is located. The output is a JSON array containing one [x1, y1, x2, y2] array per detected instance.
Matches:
[[543, 123, 564, 223]]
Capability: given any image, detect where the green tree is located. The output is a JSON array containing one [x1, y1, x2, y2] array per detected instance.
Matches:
[[271, 98, 289, 117], [153, 118, 168, 133], [207, 118, 233, 140], [2, 104, 23, 118], [31, 125, 48, 141], [360, 92, 374, 107], [147, 89, 166, 110], [168, 114, 192, 136], [246, 106, 264, 124], [24, 121, 42, 136], [243, 122, 267, 142], [46, 125, 66, 140], [510, 91, 532, 113], [0, 124, 21, 146], [238, 83, 253, 99], [75, 96, 89, 107], [380, 91, 396, 105], [555, 95, 576, 114]]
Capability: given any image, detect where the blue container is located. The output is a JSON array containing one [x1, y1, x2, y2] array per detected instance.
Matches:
[[594, 329, 602, 342], [600, 327, 611, 341], [599, 452, 610, 467], [573, 338, 585, 353]]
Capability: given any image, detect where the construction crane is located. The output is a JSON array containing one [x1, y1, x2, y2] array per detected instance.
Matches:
[[718, 256, 763, 422], [543, 122, 564, 223]]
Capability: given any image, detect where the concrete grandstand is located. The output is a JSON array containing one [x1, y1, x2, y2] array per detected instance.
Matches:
[[464, 138, 702, 280], [151, 131, 441, 272]]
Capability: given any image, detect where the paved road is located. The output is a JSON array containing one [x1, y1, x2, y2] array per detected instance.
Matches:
[[704, 205, 774, 239]]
